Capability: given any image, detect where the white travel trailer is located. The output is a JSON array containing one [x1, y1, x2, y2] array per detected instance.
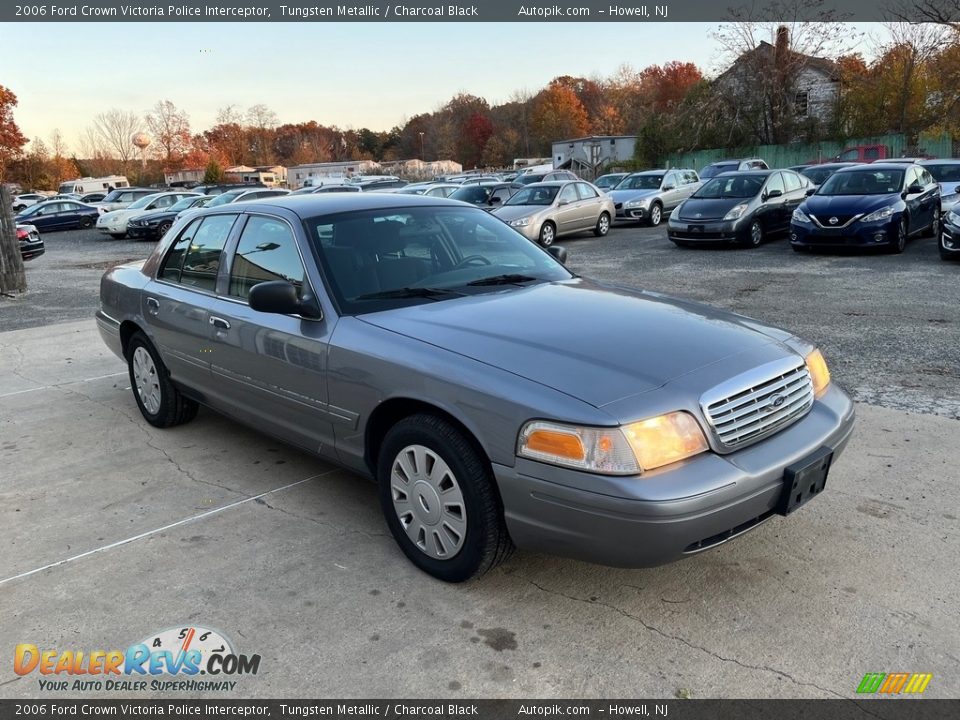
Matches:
[[58, 176, 130, 195]]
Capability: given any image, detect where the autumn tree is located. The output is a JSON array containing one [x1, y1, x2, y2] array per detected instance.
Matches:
[[0, 85, 27, 181], [530, 82, 590, 153], [146, 100, 192, 169]]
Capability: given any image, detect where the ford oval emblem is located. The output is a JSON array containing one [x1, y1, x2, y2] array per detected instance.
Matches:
[[829, 216, 839, 225], [765, 393, 787, 412]]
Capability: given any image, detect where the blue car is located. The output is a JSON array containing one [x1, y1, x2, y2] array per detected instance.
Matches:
[[790, 164, 940, 253], [14, 199, 102, 232]]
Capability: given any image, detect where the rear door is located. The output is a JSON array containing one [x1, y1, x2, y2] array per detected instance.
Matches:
[[575, 182, 603, 227], [760, 172, 788, 231], [554, 183, 582, 234]]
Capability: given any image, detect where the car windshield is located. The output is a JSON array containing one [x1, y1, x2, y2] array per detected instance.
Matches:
[[923, 164, 960, 183], [800, 167, 842, 185], [169, 196, 202, 212], [206, 191, 244, 207], [693, 175, 764, 199], [818, 170, 905, 196], [504, 186, 559, 206], [700, 163, 738, 179], [307, 206, 571, 313], [616, 174, 663, 191], [514, 173, 546, 186], [449, 186, 493, 204], [594, 175, 624, 189], [128, 194, 162, 210]]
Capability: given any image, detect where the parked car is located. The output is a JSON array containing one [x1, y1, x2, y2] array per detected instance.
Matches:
[[16, 223, 44, 261], [699, 159, 769, 180], [15, 200, 102, 232], [448, 183, 515, 210], [11, 193, 49, 212], [291, 185, 363, 195], [97, 192, 202, 239], [917, 159, 960, 212], [177, 188, 291, 221], [355, 178, 409, 191], [96, 193, 854, 582], [460, 176, 502, 185], [809, 144, 891, 165], [510, 169, 578, 190], [95, 188, 161, 212], [939, 206, 960, 261], [191, 182, 266, 196], [798, 163, 860, 189], [78, 192, 107, 204], [667, 169, 811, 248], [395, 183, 459, 198], [593, 173, 629, 192], [127, 195, 213, 240], [493, 180, 614, 245], [790, 163, 940, 254], [609, 169, 701, 226]]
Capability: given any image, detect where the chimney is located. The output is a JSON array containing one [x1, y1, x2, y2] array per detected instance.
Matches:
[[775, 25, 789, 57]]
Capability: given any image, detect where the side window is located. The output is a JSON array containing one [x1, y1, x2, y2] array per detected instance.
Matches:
[[159, 218, 202, 283], [685, 171, 699, 184], [783, 171, 801, 192], [864, 147, 880, 161], [180, 215, 236, 292], [921, 169, 934, 186], [38, 203, 63, 216], [558, 184, 579, 204], [492, 189, 512, 204], [576, 183, 598, 200], [153, 195, 176, 209], [905, 167, 920, 189], [229, 216, 305, 301], [765, 173, 786, 195]]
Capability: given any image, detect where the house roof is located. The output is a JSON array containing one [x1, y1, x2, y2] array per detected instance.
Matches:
[[720, 40, 840, 82]]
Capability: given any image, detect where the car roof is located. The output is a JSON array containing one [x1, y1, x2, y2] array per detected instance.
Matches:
[[918, 158, 960, 165], [847, 163, 911, 170], [715, 169, 775, 177]]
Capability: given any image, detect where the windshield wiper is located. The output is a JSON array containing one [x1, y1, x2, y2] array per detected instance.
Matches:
[[466, 274, 539, 286], [355, 287, 465, 301]]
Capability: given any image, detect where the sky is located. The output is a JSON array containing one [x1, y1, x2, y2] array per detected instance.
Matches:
[[1, 21, 882, 153]]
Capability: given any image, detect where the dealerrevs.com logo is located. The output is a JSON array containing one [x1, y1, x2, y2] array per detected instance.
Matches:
[[14, 626, 261, 692]]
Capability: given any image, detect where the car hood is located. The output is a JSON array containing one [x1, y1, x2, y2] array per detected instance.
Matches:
[[677, 197, 747, 220], [803, 193, 899, 215], [358, 278, 790, 408], [609, 188, 659, 203], [492, 205, 549, 222]]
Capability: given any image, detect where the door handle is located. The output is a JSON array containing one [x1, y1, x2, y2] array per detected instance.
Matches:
[[146, 297, 160, 314], [209, 316, 231, 330]]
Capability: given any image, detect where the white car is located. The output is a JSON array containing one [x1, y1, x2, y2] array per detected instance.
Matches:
[[96, 192, 201, 239], [175, 187, 291, 221], [11, 193, 51, 212]]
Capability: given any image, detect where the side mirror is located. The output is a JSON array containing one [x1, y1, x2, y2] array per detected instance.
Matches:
[[907, 183, 924, 195], [489, 196, 502, 205], [765, 189, 783, 200], [547, 245, 568, 264], [557, 199, 570, 206], [249, 281, 321, 319], [805, 187, 817, 197], [661, 185, 675, 191]]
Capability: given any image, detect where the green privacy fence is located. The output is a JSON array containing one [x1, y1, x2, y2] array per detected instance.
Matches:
[[664, 133, 955, 171]]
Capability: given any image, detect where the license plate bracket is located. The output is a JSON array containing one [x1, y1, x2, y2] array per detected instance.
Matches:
[[778, 446, 833, 515]]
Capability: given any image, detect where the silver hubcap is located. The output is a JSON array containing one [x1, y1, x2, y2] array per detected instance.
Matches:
[[599, 215, 609, 233], [390, 444, 466, 560], [132, 346, 161, 415], [651, 207, 661, 225], [751, 223, 762, 245], [541, 225, 554, 245]]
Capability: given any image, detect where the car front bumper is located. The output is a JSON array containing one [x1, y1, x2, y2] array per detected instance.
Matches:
[[667, 218, 746, 243], [941, 220, 960, 258], [790, 218, 897, 248], [494, 383, 855, 568], [126, 225, 159, 239], [615, 204, 650, 220]]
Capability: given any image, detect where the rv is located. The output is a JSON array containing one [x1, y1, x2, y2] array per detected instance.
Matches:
[[58, 176, 130, 195]]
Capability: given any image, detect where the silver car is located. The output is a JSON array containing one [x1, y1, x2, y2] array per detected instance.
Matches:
[[97, 193, 854, 582], [492, 180, 615, 246], [609, 169, 701, 226]]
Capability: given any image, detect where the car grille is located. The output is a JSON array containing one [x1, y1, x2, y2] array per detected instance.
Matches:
[[703, 361, 814, 451], [812, 214, 859, 228]]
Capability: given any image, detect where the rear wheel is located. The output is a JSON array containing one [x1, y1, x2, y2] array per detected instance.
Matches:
[[593, 212, 611, 237], [538, 221, 556, 247], [648, 203, 663, 226], [80, 217, 93, 229], [377, 414, 513, 582], [923, 210, 940, 238], [127, 332, 198, 428]]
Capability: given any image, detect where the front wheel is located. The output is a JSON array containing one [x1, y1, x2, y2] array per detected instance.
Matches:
[[377, 414, 513, 582], [648, 203, 663, 226], [127, 332, 198, 428], [593, 212, 611, 237], [746, 220, 763, 247], [538, 221, 556, 247], [891, 218, 907, 254], [156, 221, 173, 238]]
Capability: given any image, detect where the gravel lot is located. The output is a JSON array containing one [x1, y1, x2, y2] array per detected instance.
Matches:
[[4, 222, 958, 418]]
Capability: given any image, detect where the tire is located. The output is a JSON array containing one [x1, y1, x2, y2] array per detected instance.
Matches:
[[157, 221, 173, 238], [593, 212, 611, 237], [648, 203, 663, 226], [110, 232, 127, 240], [923, 210, 940, 238], [377, 413, 513, 583], [538, 221, 556, 247], [890, 218, 907, 254], [127, 332, 198, 428], [80, 216, 93, 229], [746, 219, 763, 247]]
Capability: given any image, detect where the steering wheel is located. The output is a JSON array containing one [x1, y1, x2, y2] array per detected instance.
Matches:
[[453, 255, 492, 270]]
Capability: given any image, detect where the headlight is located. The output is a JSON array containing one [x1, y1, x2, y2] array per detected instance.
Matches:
[[724, 203, 748, 221], [517, 412, 709, 475], [947, 209, 960, 226], [509, 217, 530, 228], [861, 206, 895, 223], [624, 198, 650, 209], [792, 208, 811, 223], [805, 349, 831, 397]]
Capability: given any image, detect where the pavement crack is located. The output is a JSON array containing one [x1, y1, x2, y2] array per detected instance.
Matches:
[[526, 579, 849, 700], [253, 498, 388, 539]]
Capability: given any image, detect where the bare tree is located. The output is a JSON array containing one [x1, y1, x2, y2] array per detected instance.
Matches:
[[145, 100, 191, 167], [246, 104, 278, 165], [884, 22, 952, 134], [92, 109, 142, 168], [49, 129, 70, 187], [890, 0, 960, 32]]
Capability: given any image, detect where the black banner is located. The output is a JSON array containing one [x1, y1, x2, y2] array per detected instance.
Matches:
[[0, 701, 958, 720], [2, 0, 960, 23]]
